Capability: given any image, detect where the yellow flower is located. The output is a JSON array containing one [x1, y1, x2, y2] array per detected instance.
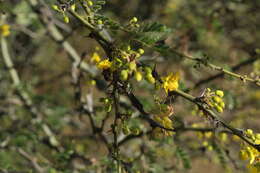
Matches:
[[240, 150, 249, 160], [240, 145, 260, 165], [248, 148, 256, 164], [91, 52, 101, 63], [162, 72, 180, 93], [153, 111, 174, 137], [0, 24, 10, 37], [97, 59, 112, 70], [255, 134, 260, 145]]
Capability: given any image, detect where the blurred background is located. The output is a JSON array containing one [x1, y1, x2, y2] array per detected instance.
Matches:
[[0, 0, 259, 172]]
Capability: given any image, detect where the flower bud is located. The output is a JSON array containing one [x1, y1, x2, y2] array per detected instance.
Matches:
[[138, 48, 145, 55], [212, 96, 221, 103], [144, 67, 152, 74], [131, 127, 140, 135], [52, 5, 59, 11], [131, 17, 138, 23], [71, 4, 76, 11], [87, 0, 93, 6], [129, 61, 136, 71], [215, 105, 223, 113], [63, 16, 69, 23], [135, 53, 141, 58], [120, 70, 128, 81], [202, 141, 208, 147], [245, 129, 253, 136], [207, 145, 213, 151], [219, 102, 225, 108], [135, 71, 142, 81], [122, 126, 130, 135], [215, 90, 224, 97], [104, 98, 109, 104], [90, 80, 96, 85], [126, 45, 131, 51], [97, 20, 103, 25], [146, 74, 155, 84]]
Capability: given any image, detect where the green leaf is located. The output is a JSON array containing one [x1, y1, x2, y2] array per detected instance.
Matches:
[[134, 22, 171, 45], [175, 147, 191, 169], [140, 22, 171, 33], [212, 143, 227, 168]]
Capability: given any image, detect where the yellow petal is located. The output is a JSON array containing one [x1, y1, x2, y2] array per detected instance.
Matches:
[[97, 59, 112, 69]]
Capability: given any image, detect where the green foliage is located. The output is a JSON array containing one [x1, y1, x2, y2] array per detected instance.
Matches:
[[132, 22, 174, 56], [0, 151, 13, 170], [175, 146, 191, 170], [212, 143, 227, 168], [136, 22, 171, 44], [0, 0, 259, 172]]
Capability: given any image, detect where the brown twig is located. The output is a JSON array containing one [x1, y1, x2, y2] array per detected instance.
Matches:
[[1, 37, 62, 151], [18, 148, 45, 173], [193, 57, 259, 89]]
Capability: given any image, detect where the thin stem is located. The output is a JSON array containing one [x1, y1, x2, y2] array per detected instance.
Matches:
[[18, 148, 45, 173], [133, 39, 260, 87], [112, 75, 120, 164], [174, 50, 259, 86], [1, 37, 20, 86], [172, 89, 260, 151], [193, 57, 258, 88], [1, 37, 62, 151], [26, 0, 97, 75]]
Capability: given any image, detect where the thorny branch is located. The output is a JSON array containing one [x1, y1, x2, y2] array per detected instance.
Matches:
[[1, 0, 259, 171], [193, 56, 259, 88], [1, 37, 62, 151], [18, 148, 45, 173], [62, 1, 260, 153], [134, 39, 260, 87]]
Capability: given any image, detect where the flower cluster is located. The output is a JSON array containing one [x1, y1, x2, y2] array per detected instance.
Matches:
[[143, 66, 155, 84], [152, 105, 174, 138], [245, 129, 260, 145], [121, 121, 141, 136], [239, 129, 260, 171], [128, 17, 140, 28], [99, 97, 113, 113], [204, 88, 225, 113], [90, 51, 111, 70], [53, 0, 107, 24], [240, 145, 260, 165], [91, 45, 151, 83], [192, 89, 225, 118]]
